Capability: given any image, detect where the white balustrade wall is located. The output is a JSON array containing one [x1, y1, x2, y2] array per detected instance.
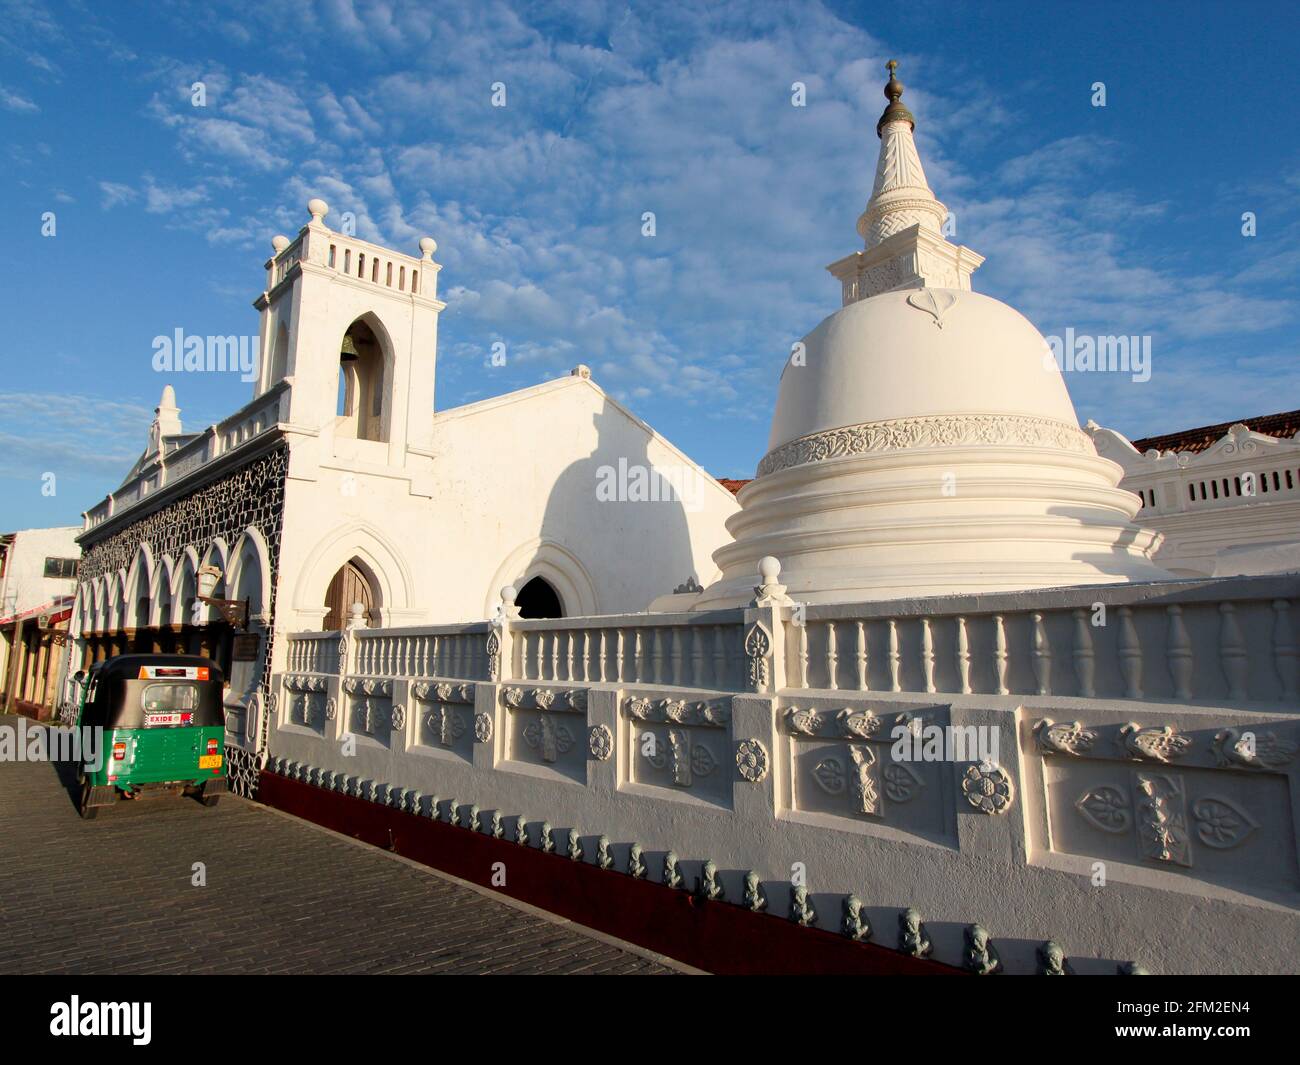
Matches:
[[271, 572, 1300, 974]]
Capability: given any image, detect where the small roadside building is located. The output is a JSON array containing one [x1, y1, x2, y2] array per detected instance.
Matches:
[[0, 527, 81, 719]]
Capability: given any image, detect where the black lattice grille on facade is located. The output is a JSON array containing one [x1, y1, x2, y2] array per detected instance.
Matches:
[[78, 445, 290, 794]]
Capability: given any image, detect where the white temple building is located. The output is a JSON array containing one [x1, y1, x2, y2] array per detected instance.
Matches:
[[1089, 411, 1300, 577]]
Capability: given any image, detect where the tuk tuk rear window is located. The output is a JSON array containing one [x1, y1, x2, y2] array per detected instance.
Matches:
[[141, 683, 201, 713]]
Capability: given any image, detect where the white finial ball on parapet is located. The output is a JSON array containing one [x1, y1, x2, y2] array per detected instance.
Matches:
[[758, 556, 782, 585], [271, 234, 290, 254], [418, 236, 437, 260], [501, 585, 517, 607], [307, 198, 329, 223]]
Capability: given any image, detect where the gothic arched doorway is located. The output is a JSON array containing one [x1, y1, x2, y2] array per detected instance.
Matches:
[[323, 559, 376, 630], [515, 575, 563, 619]]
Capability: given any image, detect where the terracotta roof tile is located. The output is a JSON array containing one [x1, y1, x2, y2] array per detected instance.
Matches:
[[717, 478, 751, 495], [1130, 409, 1300, 455]]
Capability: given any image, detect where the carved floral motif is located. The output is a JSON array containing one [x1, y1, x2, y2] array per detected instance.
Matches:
[[1075, 785, 1131, 834], [961, 763, 1014, 815], [588, 724, 614, 761], [744, 623, 771, 690], [736, 738, 769, 783]]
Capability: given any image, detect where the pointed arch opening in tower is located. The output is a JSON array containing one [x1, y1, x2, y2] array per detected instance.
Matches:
[[515, 576, 564, 619], [323, 558, 377, 630], [269, 320, 290, 386], [336, 319, 387, 442]]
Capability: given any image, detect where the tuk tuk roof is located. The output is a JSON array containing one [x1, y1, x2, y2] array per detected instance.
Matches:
[[89, 654, 225, 685]]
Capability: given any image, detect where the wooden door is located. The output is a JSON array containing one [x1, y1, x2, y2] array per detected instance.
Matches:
[[323, 561, 374, 630]]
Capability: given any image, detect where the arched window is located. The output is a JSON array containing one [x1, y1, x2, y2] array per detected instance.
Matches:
[[336, 319, 386, 442], [515, 576, 563, 619], [269, 321, 289, 385], [324, 559, 376, 630]]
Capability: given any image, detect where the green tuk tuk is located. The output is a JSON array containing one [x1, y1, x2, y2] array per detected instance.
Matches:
[[73, 654, 228, 819]]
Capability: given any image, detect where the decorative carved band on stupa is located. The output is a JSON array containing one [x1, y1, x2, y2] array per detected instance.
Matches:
[[756, 413, 1095, 478]]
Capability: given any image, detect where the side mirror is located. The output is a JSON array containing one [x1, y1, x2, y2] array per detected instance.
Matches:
[[72, 671, 86, 686]]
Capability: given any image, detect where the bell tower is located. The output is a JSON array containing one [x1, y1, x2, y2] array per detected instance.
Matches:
[[252, 199, 445, 467]]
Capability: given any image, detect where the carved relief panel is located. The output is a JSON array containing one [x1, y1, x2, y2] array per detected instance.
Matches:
[[342, 678, 398, 748], [502, 686, 587, 783], [623, 694, 732, 807], [283, 675, 329, 737], [1034, 716, 1298, 895], [411, 681, 475, 764], [781, 701, 955, 844]]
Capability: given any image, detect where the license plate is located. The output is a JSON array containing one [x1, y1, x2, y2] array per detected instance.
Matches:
[[198, 755, 223, 769], [146, 712, 183, 726]]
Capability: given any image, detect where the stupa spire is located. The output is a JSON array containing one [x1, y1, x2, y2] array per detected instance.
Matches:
[[826, 60, 984, 306], [858, 59, 945, 247]]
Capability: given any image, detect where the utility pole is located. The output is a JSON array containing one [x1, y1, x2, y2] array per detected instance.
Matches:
[[4, 615, 24, 714]]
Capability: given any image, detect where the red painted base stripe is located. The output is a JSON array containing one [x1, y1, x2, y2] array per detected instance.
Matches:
[[257, 770, 963, 975]]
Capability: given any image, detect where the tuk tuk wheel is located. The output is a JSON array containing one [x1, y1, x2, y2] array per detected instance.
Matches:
[[78, 781, 99, 820]]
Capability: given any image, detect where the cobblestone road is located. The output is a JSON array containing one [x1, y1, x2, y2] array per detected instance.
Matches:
[[0, 718, 677, 975]]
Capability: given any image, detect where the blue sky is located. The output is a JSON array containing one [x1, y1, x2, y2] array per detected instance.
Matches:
[[2, 0, 1297, 532]]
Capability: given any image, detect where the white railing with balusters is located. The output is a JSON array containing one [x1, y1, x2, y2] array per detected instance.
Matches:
[[509, 610, 747, 689], [285, 631, 341, 676], [351, 623, 492, 680], [785, 576, 1298, 705]]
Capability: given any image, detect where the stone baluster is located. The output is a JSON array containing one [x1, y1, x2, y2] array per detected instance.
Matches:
[[888, 619, 901, 692], [671, 627, 683, 686], [956, 616, 971, 694], [599, 630, 609, 683], [1166, 605, 1192, 700], [713, 625, 726, 688], [565, 630, 575, 681], [855, 620, 868, 691], [795, 620, 808, 689], [826, 621, 839, 691], [550, 631, 560, 681], [1031, 612, 1051, 696], [1118, 606, 1142, 699], [616, 628, 626, 683], [1218, 603, 1248, 701], [1072, 609, 1095, 697], [993, 615, 1009, 695], [921, 618, 936, 693], [691, 629, 705, 687]]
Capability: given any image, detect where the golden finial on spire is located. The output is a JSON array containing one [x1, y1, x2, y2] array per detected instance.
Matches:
[[877, 58, 915, 137]]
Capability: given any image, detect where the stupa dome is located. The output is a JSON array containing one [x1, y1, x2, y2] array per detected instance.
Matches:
[[768, 288, 1079, 459], [694, 62, 1170, 609]]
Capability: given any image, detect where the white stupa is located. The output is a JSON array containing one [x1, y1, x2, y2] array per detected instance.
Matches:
[[696, 61, 1170, 608]]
